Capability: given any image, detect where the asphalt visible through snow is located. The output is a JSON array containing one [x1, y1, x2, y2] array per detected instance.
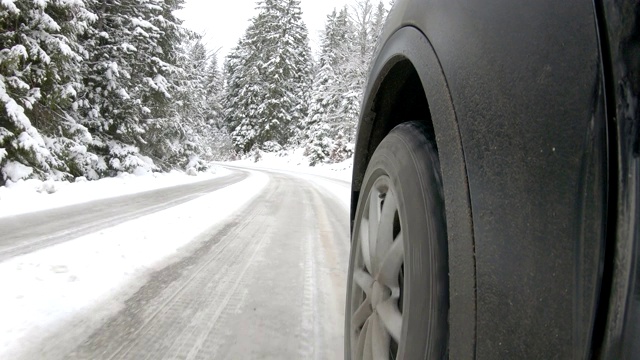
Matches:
[[4, 167, 351, 360]]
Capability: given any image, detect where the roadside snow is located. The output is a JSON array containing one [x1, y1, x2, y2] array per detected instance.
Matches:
[[0, 148, 350, 219], [0, 166, 231, 218], [0, 170, 269, 358], [229, 147, 353, 182]]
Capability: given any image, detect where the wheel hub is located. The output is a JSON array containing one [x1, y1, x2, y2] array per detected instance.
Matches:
[[371, 280, 391, 310]]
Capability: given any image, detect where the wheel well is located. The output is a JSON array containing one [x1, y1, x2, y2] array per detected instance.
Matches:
[[352, 58, 435, 224], [356, 58, 434, 190], [369, 58, 433, 149]]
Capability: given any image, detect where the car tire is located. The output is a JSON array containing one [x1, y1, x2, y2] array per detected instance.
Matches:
[[345, 121, 449, 359]]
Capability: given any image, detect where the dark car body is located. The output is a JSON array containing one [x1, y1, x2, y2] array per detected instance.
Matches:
[[350, 0, 639, 358]]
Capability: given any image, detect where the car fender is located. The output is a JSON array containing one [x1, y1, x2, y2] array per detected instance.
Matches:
[[352, 26, 477, 360]]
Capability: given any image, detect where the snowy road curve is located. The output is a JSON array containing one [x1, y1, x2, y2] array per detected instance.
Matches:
[[1, 166, 350, 359]]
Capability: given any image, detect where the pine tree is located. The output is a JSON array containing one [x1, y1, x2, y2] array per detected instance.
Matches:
[[303, 2, 389, 165], [204, 54, 223, 129], [340, 0, 387, 143], [0, 0, 97, 184], [223, 34, 264, 153], [180, 40, 229, 165], [223, 0, 312, 153], [372, 1, 387, 40], [78, 0, 190, 174], [305, 9, 343, 164], [0, 0, 228, 184], [164, 37, 233, 169], [304, 6, 357, 164]]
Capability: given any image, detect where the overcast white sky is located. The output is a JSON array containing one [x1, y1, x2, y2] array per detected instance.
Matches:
[[175, 0, 355, 62]]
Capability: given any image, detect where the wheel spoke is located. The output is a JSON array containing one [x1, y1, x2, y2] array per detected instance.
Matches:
[[352, 175, 405, 360], [363, 313, 374, 360], [355, 317, 370, 360], [371, 313, 390, 360], [375, 191, 397, 274], [377, 298, 403, 343], [368, 188, 380, 273], [352, 298, 372, 330], [378, 231, 404, 290], [360, 218, 373, 273], [354, 268, 375, 297]]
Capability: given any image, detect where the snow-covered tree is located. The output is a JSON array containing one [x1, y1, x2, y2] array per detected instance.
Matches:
[[224, 0, 312, 153], [303, 2, 389, 165], [372, 1, 387, 40], [304, 8, 349, 164], [345, 0, 387, 101], [170, 38, 232, 167], [0, 0, 232, 185], [0, 0, 98, 184], [77, 0, 190, 174], [204, 54, 224, 129]]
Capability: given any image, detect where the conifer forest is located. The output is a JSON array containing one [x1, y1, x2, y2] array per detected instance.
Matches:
[[0, 0, 389, 185]]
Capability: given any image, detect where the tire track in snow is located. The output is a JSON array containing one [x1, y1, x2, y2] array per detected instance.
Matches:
[[308, 179, 351, 360], [299, 197, 320, 360], [64, 177, 278, 360]]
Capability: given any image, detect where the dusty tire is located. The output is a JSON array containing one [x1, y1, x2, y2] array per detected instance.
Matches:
[[345, 122, 449, 359]]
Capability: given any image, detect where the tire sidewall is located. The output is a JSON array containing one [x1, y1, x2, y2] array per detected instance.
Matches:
[[346, 122, 448, 359]]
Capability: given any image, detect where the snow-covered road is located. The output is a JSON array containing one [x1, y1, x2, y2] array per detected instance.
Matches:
[[0, 166, 351, 359]]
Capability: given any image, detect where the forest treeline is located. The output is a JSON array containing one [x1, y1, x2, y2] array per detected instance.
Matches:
[[0, 0, 389, 185]]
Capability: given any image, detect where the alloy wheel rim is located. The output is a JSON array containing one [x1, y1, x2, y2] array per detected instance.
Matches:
[[350, 175, 405, 360]]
